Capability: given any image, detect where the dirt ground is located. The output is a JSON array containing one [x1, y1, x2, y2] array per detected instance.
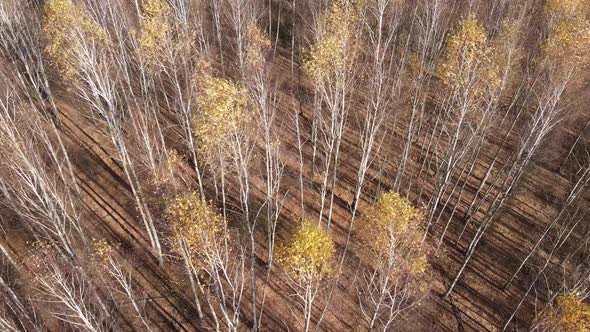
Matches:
[[2, 41, 588, 331]]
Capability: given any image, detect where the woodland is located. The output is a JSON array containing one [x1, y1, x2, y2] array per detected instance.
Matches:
[[1, 0, 590, 331]]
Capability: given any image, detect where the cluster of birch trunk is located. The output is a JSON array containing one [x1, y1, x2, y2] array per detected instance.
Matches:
[[0, 0, 589, 331]]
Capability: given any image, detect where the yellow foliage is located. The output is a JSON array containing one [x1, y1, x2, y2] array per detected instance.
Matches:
[[43, 0, 109, 83], [545, 0, 590, 21], [166, 192, 227, 263], [277, 221, 335, 284], [193, 71, 251, 155], [303, 0, 361, 84], [245, 22, 271, 69], [492, 18, 523, 70], [488, 18, 524, 96], [438, 15, 500, 98], [543, 15, 590, 71], [540, 291, 590, 332], [137, 0, 170, 67], [358, 192, 429, 279], [91, 238, 115, 265]]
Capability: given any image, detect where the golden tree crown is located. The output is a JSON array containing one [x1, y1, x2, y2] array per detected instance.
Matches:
[[245, 22, 271, 69], [543, 15, 590, 72], [137, 0, 170, 67], [166, 192, 227, 260], [303, 0, 361, 84], [277, 221, 335, 284], [91, 238, 115, 265], [545, 0, 590, 21], [193, 72, 251, 155], [359, 192, 429, 277], [43, 0, 109, 83], [540, 291, 590, 331], [438, 15, 501, 96]]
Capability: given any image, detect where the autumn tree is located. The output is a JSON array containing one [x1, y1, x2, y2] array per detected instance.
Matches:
[[192, 66, 261, 328], [304, 0, 361, 229], [426, 14, 501, 238], [534, 291, 590, 332], [225, 0, 257, 75], [430, 14, 525, 252], [356, 192, 431, 330], [131, 0, 213, 198], [126, 0, 175, 189], [277, 221, 335, 332], [345, 0, 407, 249], [43, 0, 164, 264], [166, 192, 245, 331], [393, 0, 457, 196], [193, 66, 252, 216], [243, 22, 285, 328]]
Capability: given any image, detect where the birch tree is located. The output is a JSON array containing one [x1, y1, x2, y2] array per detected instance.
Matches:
[[277, 221, 335, 332], [243, 22, 285, 327], [43, 0, 163, 264], [304, 0, 361, 229], [167, 192, 245, 331], [356, 192, 431, 330], [444, 2, 590, 295], [193, 66, 259, 329]]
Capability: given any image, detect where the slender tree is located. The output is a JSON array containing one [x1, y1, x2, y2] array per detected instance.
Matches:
[[167, 192, 245, 331], [356, 192, 431, 330], [304, 0, 361, 229], [43, 0, 164, 264], [277, 221, 335, 332]]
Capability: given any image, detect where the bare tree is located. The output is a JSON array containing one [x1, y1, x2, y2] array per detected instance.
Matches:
[[29, 243, 110, 332], [444, 1, 590, 296], [0, 89, 81, 261], [43, 0, 163, 264], [91, 239, 154, 332]]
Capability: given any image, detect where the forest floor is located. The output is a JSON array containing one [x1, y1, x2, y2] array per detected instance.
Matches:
[[3, 48, 586, 331]]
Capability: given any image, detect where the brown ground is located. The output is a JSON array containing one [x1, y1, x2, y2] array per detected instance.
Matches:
[[3, 19, 589, 332]]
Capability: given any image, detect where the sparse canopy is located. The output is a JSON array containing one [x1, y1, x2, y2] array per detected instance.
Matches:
[[359, 192, 429, 278], [438, 15, 500, 98], [151, 149, 182, 188], [537, 291, 590, 331], [43, 0, 109, 82], [166, 192, 227, 265], [277, 221, 335, 284]]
